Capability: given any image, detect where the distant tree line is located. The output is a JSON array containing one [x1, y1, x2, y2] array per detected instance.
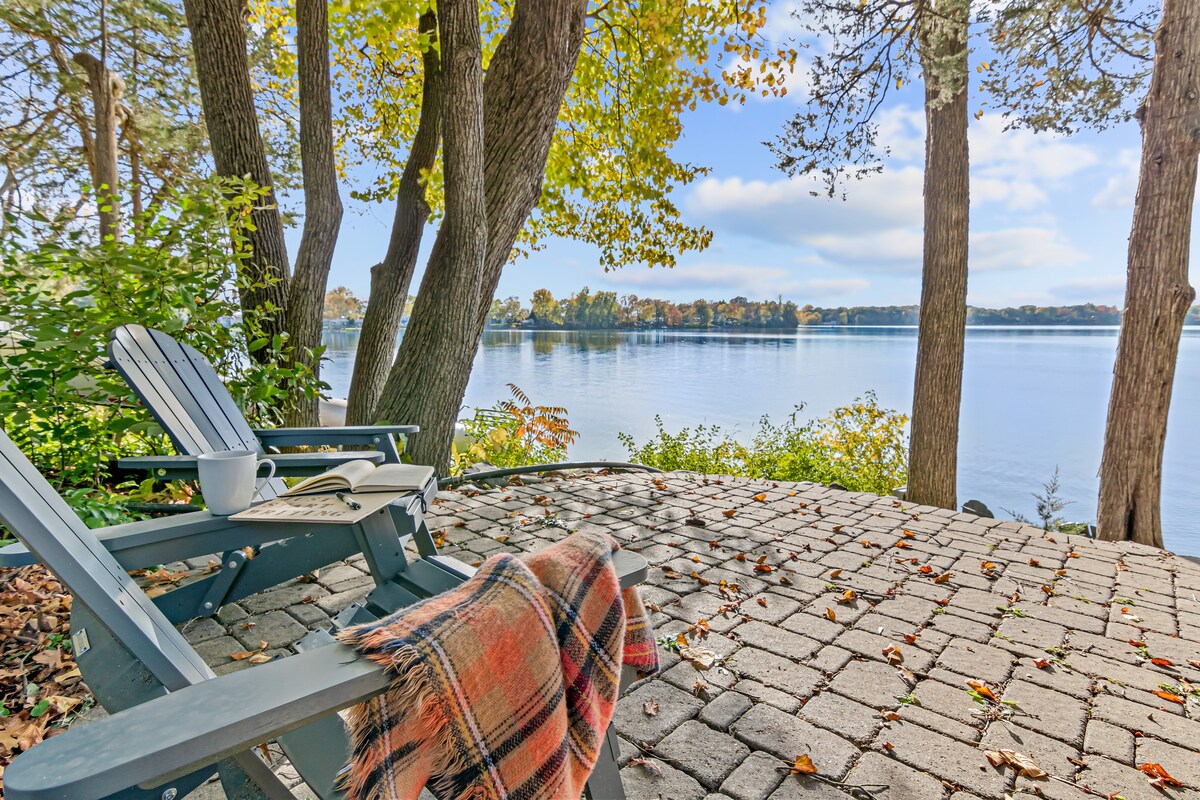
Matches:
[[486, 291, 1200, 329], [488, 288, 802, 329]]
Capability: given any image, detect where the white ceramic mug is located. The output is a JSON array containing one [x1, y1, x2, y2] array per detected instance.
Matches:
[[197, 450, 276, 515]]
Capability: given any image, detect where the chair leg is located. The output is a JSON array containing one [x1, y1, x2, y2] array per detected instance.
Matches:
[[583, 725, 626, 800]]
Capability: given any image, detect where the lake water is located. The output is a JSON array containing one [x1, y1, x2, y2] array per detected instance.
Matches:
[[322, 326, 1200, 555]]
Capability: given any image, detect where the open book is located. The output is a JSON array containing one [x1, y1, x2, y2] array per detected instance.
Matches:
[[281, 459, 435, 496]]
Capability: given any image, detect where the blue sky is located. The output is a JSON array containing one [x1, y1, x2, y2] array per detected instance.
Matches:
[[309, 2, 1195, 310]]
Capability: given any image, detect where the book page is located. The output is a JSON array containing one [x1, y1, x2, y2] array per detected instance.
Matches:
[[355, 463, 435, 492], [230, 491, 400, 524], [283, 459, 376, 496]]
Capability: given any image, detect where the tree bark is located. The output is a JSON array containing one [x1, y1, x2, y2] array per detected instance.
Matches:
[[907, 5, 970, 510], [281, 0, 343, 427], [182, 0, 290, 347], [345, 10, 442, 426], [1096, 0, 1199, 548], [73, 52, 121, 241], [372, 0, 487, 466], [373, 0, 588, 471]]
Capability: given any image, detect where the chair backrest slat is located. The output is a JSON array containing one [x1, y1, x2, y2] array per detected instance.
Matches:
[[0, 431, 212, 689], [145, 329, 259, 451], [109, 327, 213, 454]]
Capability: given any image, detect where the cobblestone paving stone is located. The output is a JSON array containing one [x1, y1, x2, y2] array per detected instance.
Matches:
[[180, 471, 1200, 800]]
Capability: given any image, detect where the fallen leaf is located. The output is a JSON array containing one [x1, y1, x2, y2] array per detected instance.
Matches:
[[1032, 658, 1051, 670], [829, 569, 843, 580], [757, 597, 769, 607], [882, 711, 901, 721], [824, 607, 837, 622], [983, 749, 1047, 779], [753, 564, 773, 573], [903, 633, 919, 645], [790, 754, 818, 775], [967, 680, 997, 703], [837, 589, 857, 605], [679, 646, 716, 670], [1150, 658, 1174, 668], [752, 493, 767, 502], [933, 572, 953, 584], [628, 757, 664, 777], [248, 653, 272, 664], [1138, 762, 1183, 787], [918, 565, 934, 575], [722, 510, 738, 518], [1152, 691, 1184, 705], [643, 700, 660, 716]]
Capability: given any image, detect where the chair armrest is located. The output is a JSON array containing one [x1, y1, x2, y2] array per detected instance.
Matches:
[[120, 451, 384, 479], [2, 643, 389, 800], [0, 539, 38, 567], [253, 425, 419, 448]]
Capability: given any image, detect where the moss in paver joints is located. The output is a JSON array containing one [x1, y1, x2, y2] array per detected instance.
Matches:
[[169, 470, 1200, 800]]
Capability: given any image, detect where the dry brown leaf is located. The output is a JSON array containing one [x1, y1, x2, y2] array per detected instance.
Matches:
[[643, 700, 660, 716], [752, 493, 767, 502], [829, 569, 843, 580], [983, 749, 1047, 779], [1152, 690, 1184, 705], [824, 607, 837, 622], [790, 754, 818, 775], [933, 571, 953, 584]]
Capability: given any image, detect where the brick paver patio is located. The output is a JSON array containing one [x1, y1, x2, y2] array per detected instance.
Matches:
[[179, 470, 1200, 800]]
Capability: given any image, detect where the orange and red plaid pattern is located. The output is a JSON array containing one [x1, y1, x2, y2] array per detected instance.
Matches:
[[337, 530, 658, 800]]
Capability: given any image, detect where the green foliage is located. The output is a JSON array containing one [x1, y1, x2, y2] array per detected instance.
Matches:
[[620, 393, 909, 495], [452, 384, 578, 474], [0, 178, 325, 493]]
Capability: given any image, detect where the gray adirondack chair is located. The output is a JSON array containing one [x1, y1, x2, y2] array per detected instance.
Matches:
[[108, 323, 416, 481], [0, 324, 449, 622], [0, 429, 642, 800]]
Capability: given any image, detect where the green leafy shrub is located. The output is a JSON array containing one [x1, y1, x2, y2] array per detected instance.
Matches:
[[619, 392, 909, 495], [452, 384, 579, 474], [0, 179, 325, 507]]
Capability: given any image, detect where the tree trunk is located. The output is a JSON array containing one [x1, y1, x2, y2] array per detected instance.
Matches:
[[182, 0, 290, 347], [281, 0, 343, 427], [73, 52, 121, 241], [373, 0, 588, 471], [907, 5, 970, 510], [1096, 0, 1199, 548], [372, 0, 487, 467], [345, 10, 442, 426]]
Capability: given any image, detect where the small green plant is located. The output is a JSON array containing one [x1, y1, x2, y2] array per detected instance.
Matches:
[[619, 392, 908, 495], [452, 384, 579, 474]]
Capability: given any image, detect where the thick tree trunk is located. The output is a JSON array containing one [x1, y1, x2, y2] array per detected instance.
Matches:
[[373, 0, 588, 471], [182, 0, 290, 347], [73, 52, 121, 241], [372, 0, 487, 467], [345, 10, 442, 426], [907, 8, 970, 510], [1096, 0, 1199, 548], [281, 0, 343, 427]]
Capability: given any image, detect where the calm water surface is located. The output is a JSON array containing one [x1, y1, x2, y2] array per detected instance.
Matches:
[[322, 326, 1200, 555]]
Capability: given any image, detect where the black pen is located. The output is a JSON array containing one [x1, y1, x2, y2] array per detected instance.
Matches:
[[335, 491, 362, 511]]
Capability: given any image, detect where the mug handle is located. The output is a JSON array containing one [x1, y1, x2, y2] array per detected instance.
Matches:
[[253, 458, 276, 501]]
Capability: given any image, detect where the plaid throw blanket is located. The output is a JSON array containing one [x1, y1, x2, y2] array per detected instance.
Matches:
[[337, 530, 658, 800]]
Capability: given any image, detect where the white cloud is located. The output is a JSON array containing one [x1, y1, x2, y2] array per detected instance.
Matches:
[[970, 227, 1088, 271], [1092, 148, 1140, 210], [794, 277, 871, 297], [686, 167, 924, 247]]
